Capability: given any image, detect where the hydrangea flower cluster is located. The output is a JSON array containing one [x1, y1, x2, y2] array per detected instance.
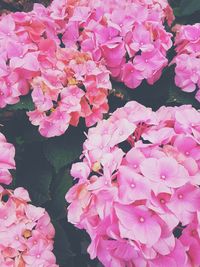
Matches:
[[0, 2, 111, 137], [66, 101, 200, 267], [27, 48, 111, 137], [0, 4, 62, 108], [0, 131, 58, 266], [173, 23, 200, 102], [61, 0, 173, 88], [0, 133, 15, 185], [0, 186, 58, 267]]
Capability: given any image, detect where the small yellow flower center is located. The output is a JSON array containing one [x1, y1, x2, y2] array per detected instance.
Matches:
[[92, 162, 101, 172], [68, 77, 78, 85], [23, 229, 32, 239]]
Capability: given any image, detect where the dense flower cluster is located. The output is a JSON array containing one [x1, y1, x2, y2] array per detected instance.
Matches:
[[0, 133, 15, 185], [61, 0, 173, 88], [0, 0, 174, 137], [0, 131, 57, 266], [27, 48, 111, 137], [0, 4, 61, 108], [66, 101, 200, 267], [0, 3, 111, 137], [0, 186, 58, 267], [173, 23, 200, 102]]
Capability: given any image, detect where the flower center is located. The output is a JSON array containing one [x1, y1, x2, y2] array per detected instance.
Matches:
[[178, 194, 183, 199], [139, 217, 145, 223]]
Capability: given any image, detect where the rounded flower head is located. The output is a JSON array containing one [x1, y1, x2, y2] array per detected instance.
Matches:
[[66, 101, 200, 267], [0, 2, 112, 137], [27, 48, 111, 137], [0, 186, 58, 267], [0, 133, 15, 185], [60, 0, 173, 89], [172, 23, 200, 102]]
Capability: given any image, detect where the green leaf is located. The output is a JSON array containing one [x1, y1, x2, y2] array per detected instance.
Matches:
[[173, 7, 182, 17], [53, 221, 74, 266], [16, 136, 25, 145], [50, 170, 73, 219], [22, 125, 46, 143], [179, 0, 200, 16], [7, 95, 34, 111], [16, 165, 53, 206], [167, 84, 200, 109], [27, 168, 53, 205], [43, 136, 83, 173]]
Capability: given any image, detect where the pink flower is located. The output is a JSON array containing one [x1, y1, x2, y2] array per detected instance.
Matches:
[[118, 166, 151, 204], [125, 24, 154, 56], [0, 186, 57, 266], [172, 23, 200, 102], [101, 42, 125, 68], [140, 157, 189, 189], [121, 62, 143, 89], [66, 101, 200, 266], [133, 50, 167, 79], [115, 203, 162, 246], [0, 133, 15, 185], [167, 184, 200, 224], [27, 48, 111, 137]]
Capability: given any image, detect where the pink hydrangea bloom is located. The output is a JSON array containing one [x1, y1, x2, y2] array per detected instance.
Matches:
[[172, 23, 200, 102], [59, 0, 173, 89], [0, 186, 58, 267], [66, 101, 200, 267], [0, 3, 112, 137], [0, 5, 61, 108], [0, 133, 15, 185], [27, 48, 111, 137], [0, 0, 174, 136]]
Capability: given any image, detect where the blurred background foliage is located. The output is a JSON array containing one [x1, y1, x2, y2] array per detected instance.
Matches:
[[0, 0, 200, 266]]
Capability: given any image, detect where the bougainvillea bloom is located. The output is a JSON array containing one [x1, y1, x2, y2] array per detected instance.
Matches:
[[0, 186, 58, 266], [0, 133, 15, 185], [66, 101, 200, 267]]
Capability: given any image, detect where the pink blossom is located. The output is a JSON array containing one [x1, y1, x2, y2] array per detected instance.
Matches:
[[115, 203, 162, 246], [140, 157, 189, 189], [66, 101, 200, 266], [121, 62, 143, 89], [0, 133, 15, 185], [0, 186, 58, 266], [172, 23, 200, 101], [133, 50, 167, 79], [118, 166, 151, 204], [61, 0, 173, 88]]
